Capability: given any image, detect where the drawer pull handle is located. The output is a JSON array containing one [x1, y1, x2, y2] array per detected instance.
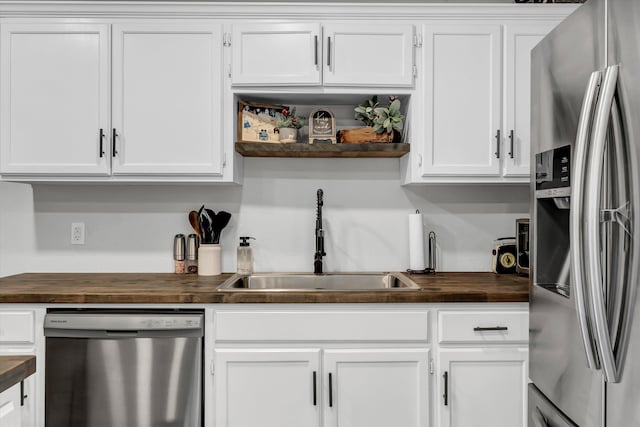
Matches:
[[474, 326, 508, 332], [20, 380, 27, 407]]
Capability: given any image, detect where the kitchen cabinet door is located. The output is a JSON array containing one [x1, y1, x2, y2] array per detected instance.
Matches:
[[230, 23, 322, 86], [323, 349, 430, 427], [437, 348, 528, 427], [214, 348, 321, 427], [503, 22, 559, 178], [111, 22, 223, 176], [0, 382, 22, 427], [421, 23, 502, 177], [0, 23, 110, 176], [322, 23, 415, 87]]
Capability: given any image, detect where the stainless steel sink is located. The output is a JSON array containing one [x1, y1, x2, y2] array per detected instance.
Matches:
[[217, 272, 420, 292]]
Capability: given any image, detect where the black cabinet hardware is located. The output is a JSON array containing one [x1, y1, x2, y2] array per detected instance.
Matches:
[[495, 129, 501, 158], [112, 128, 118, 157], [473, 326, 509, 332], [314, 36, 318, 66], [313, 371, 317, 406], [99, 128, 105, 157], [327, 37, 331, 67], [20, 380, 27, 406], [328, 372, 333, 407], [508, 129, 514, 158], [443, 371, 448, 406]]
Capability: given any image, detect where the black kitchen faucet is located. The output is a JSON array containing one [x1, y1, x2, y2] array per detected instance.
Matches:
[[314, 189, 326, 275]]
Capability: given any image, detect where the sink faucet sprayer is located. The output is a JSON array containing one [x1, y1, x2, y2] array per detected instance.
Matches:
[[314, 189, 326, 274]]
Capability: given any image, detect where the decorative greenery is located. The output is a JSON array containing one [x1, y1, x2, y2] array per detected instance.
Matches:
[[276, 107, 306, 129], [355, 96, 404, 135], [354, 96, 379, 127]]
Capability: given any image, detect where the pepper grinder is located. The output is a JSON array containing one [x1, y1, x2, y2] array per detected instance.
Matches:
[[173, 234, 186, 274], [186, 234, 199, 274]]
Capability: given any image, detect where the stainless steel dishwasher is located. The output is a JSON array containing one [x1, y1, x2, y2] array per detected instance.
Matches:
[[44, 309, 203, 427]]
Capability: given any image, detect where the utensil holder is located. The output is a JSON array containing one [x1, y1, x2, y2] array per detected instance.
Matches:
[[198, 244, 221, 276]]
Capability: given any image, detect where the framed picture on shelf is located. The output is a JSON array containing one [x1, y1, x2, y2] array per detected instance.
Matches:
[[237, 101, 288, 143]]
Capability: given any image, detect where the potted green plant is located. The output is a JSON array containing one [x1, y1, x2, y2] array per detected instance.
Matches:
[[340, 96, 404, 144], [276, 107, 306, 143]]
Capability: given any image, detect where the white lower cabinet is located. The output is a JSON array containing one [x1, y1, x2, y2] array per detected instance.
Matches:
[[214, 348, 321, 427], [324, 349, 430, 427], [435, 307, 529, 427], [437, 348, 528, 427], [0, 382, 22, 427]]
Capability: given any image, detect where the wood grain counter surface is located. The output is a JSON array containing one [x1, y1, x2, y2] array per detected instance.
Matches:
[[0, 355, 35, 394], [0, 272, 528, 304]]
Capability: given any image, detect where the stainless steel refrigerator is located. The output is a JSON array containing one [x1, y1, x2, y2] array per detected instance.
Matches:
[[530, 0, 640, 426]]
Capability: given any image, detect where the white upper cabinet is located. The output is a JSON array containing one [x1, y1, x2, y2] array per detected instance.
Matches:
[[230, 22, 415, 87], [322, 23, 415, 87], [0, 23, 110, 175], [231, 23, 321, 86], [503, 22, 558, 178], [421, 23, 502, 177], [111, 23, 223, 176], [406, 17, 566, 183]]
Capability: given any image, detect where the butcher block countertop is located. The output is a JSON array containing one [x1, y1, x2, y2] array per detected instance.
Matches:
[[0, 272, 528, 304], [0, 355, 35, 394]]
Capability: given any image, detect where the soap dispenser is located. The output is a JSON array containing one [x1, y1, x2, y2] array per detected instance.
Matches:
[[237, 237, 255, 275]]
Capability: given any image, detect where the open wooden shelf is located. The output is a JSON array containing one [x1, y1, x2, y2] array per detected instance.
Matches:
[[235, 142, 410, 158]]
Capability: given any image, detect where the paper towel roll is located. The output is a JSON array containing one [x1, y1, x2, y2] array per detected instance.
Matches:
[[409, 212, 425, 271]]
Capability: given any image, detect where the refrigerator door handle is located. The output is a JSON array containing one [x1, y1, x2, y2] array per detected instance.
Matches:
[[584, 64, 621, 383], [570, 70, 602, 370]]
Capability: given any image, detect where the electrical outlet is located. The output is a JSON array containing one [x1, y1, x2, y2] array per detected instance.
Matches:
[[71, 222, 85, 245]]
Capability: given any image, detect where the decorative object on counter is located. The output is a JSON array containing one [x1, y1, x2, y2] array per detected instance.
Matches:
[[407, 210, 436, 274], [237, 100, 288, 143], [491, 237, 517, 274], [276, 107, 306, 143], [186, 234, 199, 274], [173, 234, 186, 274], [237, 236, 256, 275], [338, 96, 404, 144], [308, 108, 336, 144]]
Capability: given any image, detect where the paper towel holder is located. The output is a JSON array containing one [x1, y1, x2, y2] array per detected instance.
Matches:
[[407, 230, 436, 275]]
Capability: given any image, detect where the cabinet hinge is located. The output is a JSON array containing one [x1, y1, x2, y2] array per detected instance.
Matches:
[[413, 34, 423, 48], [227, 63, 231, 78], [429, 359, 434, 375], [412, 65, 418, 78], [223, 33, 231, 47], [418, 153, 423, 168], [223, 151, 228, 168], [210, 359, 215, 376]]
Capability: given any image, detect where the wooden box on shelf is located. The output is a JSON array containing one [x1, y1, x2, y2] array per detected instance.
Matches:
[[337, 127, 399, 144]]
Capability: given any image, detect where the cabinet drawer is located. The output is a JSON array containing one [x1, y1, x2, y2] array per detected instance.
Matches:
[[438, 310, 528, 344], [0, 311, 35, 344], [215, 310, 429, 342]]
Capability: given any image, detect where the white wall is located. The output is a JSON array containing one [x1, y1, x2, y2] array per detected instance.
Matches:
[[0, 182, 35, 277], [28, 158, 529, 273]]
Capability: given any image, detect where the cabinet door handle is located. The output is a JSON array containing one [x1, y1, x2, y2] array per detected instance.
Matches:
[[328, 372, 333, 407], [494, 129, 501, 158], [508, 129, 514, 159], [314, 35, 319, 66], [473, 326, 508, 332], [20, 380, 27, 407], [112, 128, 118, 157], [327, 37, 332, 68], [99, 128, 105, 158], [312, 371, 317, 406], [443, 371, 449, 406]]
